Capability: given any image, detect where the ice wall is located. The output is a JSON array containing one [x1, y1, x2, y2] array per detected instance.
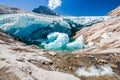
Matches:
[[0, 13, 111, 51]]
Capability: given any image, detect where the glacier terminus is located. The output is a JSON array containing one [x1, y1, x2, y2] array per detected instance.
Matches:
[[0, 13, 111, 51]]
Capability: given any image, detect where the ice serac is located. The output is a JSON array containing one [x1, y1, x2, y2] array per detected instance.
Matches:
[[66, 35, 85, 51], [0, 13, 111, 50], [43, 32, 69, 50]]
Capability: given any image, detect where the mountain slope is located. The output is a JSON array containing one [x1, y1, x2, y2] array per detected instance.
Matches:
[[0, 5, 28, 14], [108, 6, 120, 16], [74, 17, 120, 54], [74, 6, 120, 54]]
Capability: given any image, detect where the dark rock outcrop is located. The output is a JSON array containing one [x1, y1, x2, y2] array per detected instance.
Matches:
[[32, 6, 58, 15]]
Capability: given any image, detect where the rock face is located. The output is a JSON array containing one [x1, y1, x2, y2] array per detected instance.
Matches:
[[32, 6, 57, 15], [74, 17, 120, 54], [108, 6, 120, 16]]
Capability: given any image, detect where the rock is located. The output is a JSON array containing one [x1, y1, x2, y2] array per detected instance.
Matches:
[[49, 52, 57, 56], [110, 63, 118, 68], [0, 32, 80, 80], [108, 6, 120, 16], [32, 6, 58, 16], [74, 17, 120, 54], [97, 59, 107, 65]]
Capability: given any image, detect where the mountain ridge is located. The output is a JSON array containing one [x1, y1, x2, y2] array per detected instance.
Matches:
[[32, 6, 58, 16], [0, 4, 28, 14], [108, 6, 120, 16]]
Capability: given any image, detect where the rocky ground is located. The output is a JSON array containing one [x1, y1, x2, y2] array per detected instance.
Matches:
[[0, 32, 80, 80], [46, 53, 120, 80], [74, 17, 120, 54], [46, 14, 120, 79]]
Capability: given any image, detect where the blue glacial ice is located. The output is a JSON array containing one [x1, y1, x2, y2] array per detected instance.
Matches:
[[41, 32, 85, 51], [0, 13, 111, 51], [66, 35, 85, 51], [43, 32, 69, 50]]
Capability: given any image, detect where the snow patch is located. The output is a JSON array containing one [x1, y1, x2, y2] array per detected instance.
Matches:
[[76, 65, 114, 76], [85, 42, 94, 48], [118, 37, 120, 40]]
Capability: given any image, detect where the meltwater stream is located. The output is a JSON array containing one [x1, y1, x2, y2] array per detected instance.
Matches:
[[0, 13, 111, 51]]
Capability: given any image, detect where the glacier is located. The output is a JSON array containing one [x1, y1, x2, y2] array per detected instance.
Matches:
[[42, 32, 84, 51], [0, 13, 111, 51]]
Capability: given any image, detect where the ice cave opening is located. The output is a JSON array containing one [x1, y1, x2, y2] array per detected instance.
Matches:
[[0, 13, 111, 51]]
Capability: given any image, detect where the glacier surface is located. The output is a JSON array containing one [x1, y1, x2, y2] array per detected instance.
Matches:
[[0, 13, 111, 51]]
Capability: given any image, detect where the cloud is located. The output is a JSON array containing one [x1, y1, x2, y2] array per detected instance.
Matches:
[[48, 0, 62, 10]]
